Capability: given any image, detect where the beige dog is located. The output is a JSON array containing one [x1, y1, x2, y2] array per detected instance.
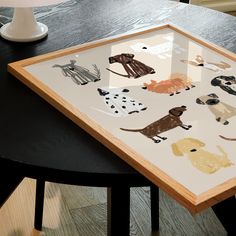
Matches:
[[171, 138, 233, 174], [196, 93, 236, 125]]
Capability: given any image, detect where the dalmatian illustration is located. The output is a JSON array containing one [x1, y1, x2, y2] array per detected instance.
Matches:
[[211, 76, 236, 96], [106, 53, 155, 78], [130, 36, 186, 59], [96, 87, 147, 117], [143, 73, 195, 96], [181, 55, 231, 73], [53, 59, 101, 85]]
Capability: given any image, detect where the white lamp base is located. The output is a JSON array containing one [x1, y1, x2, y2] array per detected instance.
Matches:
[[0, 8, 48, 42]]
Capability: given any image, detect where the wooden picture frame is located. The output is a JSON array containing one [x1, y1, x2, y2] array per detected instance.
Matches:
[[8, 24, 236, 213]]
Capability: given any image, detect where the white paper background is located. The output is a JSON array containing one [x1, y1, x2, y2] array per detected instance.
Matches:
[[25, 27, 236, 196]]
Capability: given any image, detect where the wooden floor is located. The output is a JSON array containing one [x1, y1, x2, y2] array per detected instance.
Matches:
[[227, 11, 236, 16], [0, 178, 226, 236]]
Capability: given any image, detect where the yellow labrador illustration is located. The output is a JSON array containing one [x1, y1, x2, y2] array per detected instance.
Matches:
[[171, 138, 233, 174]]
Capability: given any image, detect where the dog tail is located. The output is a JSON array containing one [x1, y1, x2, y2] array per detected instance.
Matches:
[[120, 128, 142, 132], [106, 68, 129, 77], [216, 145, 228, 159], [219, 135, 236, 141]]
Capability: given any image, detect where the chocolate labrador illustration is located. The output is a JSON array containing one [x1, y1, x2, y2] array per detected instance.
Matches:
[[120, 106, 191, 143], [106, 53, 155, 78]]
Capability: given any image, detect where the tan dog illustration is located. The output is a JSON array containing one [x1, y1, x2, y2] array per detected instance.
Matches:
[[181, 55, 231, 72], [121, 106, 191, 143], [143, 73, 195, 96], [196, 93, 236, 125], [171, 138, 233, 174]]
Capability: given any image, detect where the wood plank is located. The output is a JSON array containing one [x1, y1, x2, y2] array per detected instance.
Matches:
[[0, 179, 78, 236], [0, 180, 227, 235], [42, 182, 79, 235], [70, 203, 107, 236], [58, 185, 106, 210]]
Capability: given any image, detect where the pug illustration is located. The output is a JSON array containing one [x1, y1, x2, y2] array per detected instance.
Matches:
[[196, 93, 236, 125], [172, 138, 233, 174]]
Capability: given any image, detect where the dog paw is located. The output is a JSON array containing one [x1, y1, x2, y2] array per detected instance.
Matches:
[[154, 140, 161, 143]]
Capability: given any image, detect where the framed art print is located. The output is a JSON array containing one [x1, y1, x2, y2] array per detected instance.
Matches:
[[8, 24, 236, 213]]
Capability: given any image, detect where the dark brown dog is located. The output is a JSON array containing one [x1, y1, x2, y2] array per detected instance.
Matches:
[[106, 53, 155, 78], [120, 106, 191, 143]]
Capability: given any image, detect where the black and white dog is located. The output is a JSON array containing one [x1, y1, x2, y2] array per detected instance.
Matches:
[[211, 76, 236, 96]]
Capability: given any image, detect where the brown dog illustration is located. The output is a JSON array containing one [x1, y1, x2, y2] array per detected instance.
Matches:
[[172, 138, 233, 174], [196, 93, 236, 125], [120, 106, 191, 143], [143, 73, 195, 96], [106, 53, 155, 78]]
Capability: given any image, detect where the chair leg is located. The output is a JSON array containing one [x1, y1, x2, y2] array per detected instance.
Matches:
[[107, 186, 130, 236], [34, 179, 45, 231], [150, 185, 159, 232], [212, 196, 236, 235]]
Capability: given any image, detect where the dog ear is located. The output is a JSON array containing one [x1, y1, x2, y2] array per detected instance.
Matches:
[[187, 138, 205, 147], [211, 78, 221, 86], [122, 53, 134, 58], [171, 143, 183, 156], [227, 76, 236, 81]]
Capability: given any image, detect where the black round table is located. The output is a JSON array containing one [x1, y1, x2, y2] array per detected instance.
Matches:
[[0, 0, 236, 235]]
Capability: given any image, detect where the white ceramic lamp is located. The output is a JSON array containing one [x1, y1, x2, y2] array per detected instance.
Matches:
[[0, 0, 68, 42]]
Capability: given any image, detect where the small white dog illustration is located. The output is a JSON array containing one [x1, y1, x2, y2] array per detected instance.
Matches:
[[171, 138, 233, 174], [130, 36, 185, 59]]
